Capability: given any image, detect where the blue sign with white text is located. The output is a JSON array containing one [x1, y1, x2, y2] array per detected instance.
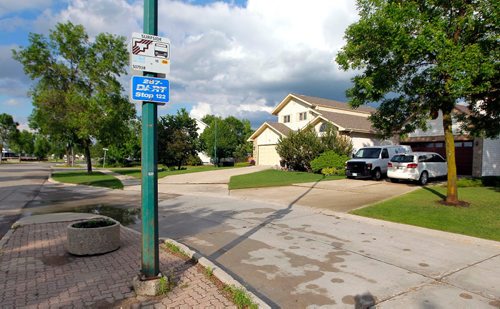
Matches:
[[131, 76, 169, 104]]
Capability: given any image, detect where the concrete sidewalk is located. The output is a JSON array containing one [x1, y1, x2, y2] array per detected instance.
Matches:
[[0, 214, 237, 308]]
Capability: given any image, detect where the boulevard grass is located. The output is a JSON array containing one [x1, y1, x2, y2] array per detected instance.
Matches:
[[351, 186, 500, 241], [111, 163, 249, 179], [52, 171, 123, 190], [229, 169, 344, 190]]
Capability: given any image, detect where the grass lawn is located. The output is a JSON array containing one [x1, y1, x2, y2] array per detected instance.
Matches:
[[110, 163, 250, 179], [351, 186, 500, 241], [52, 171, 123, 190], [229, 169, 344, 190]]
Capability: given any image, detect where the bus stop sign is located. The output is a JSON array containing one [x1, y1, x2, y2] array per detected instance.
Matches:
[[130, 32, 170, 75]]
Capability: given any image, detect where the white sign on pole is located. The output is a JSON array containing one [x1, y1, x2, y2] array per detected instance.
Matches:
[[130, 32, 170, 75]]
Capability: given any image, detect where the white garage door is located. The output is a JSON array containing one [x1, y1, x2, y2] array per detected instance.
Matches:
[[258, 145, 280, 166]]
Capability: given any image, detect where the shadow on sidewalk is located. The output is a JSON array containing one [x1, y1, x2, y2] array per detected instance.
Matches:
[[209, 179, 322, 260]]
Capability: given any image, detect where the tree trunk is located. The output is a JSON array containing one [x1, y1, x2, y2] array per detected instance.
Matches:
[[66, 145, 71, 166], [442, 110, 459, 204], [84, 140, 92, 174]]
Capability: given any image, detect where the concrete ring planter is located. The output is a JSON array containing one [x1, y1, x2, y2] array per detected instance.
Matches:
[[66, 217, 120, 256]]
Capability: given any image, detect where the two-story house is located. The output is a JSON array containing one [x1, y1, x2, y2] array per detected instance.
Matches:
[[248, 93, 387, 166], [249, 93, 499, 176]]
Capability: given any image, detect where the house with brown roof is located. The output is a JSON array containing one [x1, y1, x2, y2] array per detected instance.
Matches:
[[248, 93, 390, 166], [401, 107, 500, 177]]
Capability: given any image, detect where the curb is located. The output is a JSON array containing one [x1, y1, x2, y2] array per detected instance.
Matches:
[[319, 208, 500, 247], [0, 228, 14, 251], [121, 226, 271, 309]]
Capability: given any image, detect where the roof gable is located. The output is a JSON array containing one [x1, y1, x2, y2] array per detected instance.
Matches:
[[272, 93, 376, 116], [248, 122, 291, 141]]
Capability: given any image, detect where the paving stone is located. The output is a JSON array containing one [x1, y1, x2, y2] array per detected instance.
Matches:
[[0, 223, 234, 308]]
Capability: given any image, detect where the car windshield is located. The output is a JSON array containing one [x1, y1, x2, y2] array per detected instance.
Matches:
[[354, 148, 381, 159], [391, 155, 414, 163]]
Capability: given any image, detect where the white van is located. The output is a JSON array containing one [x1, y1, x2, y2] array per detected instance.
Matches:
[[345, 145, 411, 180]]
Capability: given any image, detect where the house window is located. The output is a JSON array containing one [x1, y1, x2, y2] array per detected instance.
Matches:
[[283, 115, 290, 123], [298, 112, 307, 121], [319, 122, 328, 132]]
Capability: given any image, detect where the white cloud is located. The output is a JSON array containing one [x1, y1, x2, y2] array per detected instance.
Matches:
[[5, 98, 19, 106], [8, 0, 360, 127], [189, 102, 212, 120]]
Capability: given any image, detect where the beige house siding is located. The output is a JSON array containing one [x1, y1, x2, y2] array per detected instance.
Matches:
[[257, 145, 281, 166], [253, 127, 282, 166], [276, 99, 312, 130]]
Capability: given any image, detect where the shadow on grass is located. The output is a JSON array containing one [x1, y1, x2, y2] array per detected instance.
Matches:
[[111, 169, 141, 176], [84, 179, 123, 190], [422, 186, 446, 200]]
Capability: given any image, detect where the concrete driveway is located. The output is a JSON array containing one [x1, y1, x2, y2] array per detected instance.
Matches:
[[230, 178, 419, 213], [150, 167, 418, 213], [129, 165, 270, 197]]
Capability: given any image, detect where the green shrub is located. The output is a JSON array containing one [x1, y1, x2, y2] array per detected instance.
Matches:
[[186, 154, 203, 166], [311, 151, 349, 173], [456, 176, 500, 188], [321, 167, 345, 176], [482, 176, 500, 187]]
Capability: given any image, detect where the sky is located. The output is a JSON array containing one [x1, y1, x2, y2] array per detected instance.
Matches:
[[0, 0, 360, 130]]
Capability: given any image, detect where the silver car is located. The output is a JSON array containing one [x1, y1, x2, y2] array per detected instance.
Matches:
[[387, 152, 447, 185]]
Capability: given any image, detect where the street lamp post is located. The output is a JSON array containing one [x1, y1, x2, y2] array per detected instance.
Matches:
[[102, 148, 108, 168]]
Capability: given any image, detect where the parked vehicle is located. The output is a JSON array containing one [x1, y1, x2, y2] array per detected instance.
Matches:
[[387, 152, 447, 185], [345, 145, 411, 180]]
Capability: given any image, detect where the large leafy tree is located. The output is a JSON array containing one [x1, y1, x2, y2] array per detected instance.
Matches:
[[0, 113, 19, 163], [200, 115, 253, 164], [13, 22, 135, 173], [11, 130, 35, 156], [276, 125, 353, 171], [277, 128, 323, 172], [336, 0, 499, 204], [158, 109, 199, 169], [34, 134, 51, 160]]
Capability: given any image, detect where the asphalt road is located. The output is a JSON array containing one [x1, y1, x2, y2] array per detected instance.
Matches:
[[0, 162, 50, 238]]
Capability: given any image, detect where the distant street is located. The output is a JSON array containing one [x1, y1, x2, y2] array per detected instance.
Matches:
[[0, 163, 50, 238]]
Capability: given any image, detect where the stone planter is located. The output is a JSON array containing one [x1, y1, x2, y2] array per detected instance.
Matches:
[[66, 218, 120, 256]]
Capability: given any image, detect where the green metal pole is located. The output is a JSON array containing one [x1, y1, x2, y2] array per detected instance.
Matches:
[[214, 119, 217, 167], [141, 0, 159, 278]]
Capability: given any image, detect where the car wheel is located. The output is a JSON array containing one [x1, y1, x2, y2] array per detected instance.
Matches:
[[389, 178, 398, 183], [372, 169, 382, 181], [419, 171, 429, 186]]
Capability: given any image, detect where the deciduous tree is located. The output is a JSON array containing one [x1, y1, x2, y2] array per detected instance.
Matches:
[[158, 109, 199, 169], [13, 21, 135, 173], [0, 113, 19, 163], [336, 0, 498, 204]]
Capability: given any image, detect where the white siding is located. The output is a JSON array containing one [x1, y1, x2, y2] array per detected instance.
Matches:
[[277, 99, 312, 130], [254, 127, 282, 166], [256, 127, 281, 146], [482, 138, 500, 176], [195, 119, 210, 164], [350, 132, 387, 153], [258, 145, 280, 166], [408, 111, 462, 137]]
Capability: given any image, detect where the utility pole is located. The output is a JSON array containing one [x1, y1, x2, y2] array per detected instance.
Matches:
[[141, 0, 159, 279], [214, 118, 217, 167]]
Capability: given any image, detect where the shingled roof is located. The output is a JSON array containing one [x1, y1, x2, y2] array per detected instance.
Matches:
[[267, 122, 292, 136], [292, 94, 376, 114], [318, 110, 374, 133]]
